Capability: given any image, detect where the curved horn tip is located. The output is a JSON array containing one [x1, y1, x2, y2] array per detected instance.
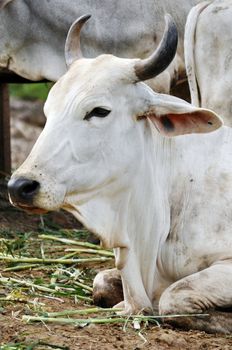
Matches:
[[0, 0, 13, 10], [164, 13, 178, 39], [134, 14, 178, 82], [65, 14, 92, 67], [164, 13, 175, 25], [75, 14, 92, 24], [69, 14, 92, 32]]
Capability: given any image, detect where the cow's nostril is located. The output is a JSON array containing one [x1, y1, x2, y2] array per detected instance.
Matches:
[[21, 181, 40, 197], [8, 177, 40, 204]]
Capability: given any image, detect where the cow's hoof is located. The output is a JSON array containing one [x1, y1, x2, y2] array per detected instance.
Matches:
[[93, 268, 123, 308], [112, 301, 153, 316], [162, 310, 232, 334]]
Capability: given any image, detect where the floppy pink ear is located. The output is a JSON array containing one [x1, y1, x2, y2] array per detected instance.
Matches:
[[146, 109, 222, 137]]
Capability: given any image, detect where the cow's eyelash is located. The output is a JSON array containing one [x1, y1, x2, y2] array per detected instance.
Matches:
[[84, 107, 111, 120]]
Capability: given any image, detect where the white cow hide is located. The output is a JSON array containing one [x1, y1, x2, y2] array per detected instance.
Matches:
[[185, 0, 232, 126]]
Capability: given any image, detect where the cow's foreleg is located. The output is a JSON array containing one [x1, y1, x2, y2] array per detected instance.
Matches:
[[159, 260, 232, 333], [93, 247, 154, 314], [159, 261, 232, 314], [117, 248, 154, 315]]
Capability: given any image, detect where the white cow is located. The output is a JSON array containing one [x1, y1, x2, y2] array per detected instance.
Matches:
[[8, 15, 232, 333], [0, 0, 202, 93], [185, 0, 232, 126]]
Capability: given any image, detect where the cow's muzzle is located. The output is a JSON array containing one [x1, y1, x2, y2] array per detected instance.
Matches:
[[8, 177, 41, 210]]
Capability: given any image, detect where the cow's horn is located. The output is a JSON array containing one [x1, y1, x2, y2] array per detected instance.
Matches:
[[134, 14, 178, 81], [65, 14, 91, 67], [0, 0, 13, 10]]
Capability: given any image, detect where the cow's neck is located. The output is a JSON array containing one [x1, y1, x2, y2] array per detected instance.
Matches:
[[68, 125, 171, 248], [65, 124, 173, 309], [117, 129, 173, 307]]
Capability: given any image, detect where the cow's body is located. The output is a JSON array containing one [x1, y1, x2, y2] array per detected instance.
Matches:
[[1, 0, 201, 92], [91, 123, 232, 316], [8, 16, 232, 333], [185, 0, 232, 126]]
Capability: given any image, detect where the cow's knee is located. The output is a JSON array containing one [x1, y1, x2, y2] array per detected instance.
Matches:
[[93, 268, 123, 308], [159, 264, 232, 315], [159, 282, 212, 315]]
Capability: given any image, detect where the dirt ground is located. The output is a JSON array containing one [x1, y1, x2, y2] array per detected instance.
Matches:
[[0, 207, 231, 350]]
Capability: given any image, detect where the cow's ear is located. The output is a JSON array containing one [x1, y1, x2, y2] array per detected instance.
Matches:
[[0, 0, 13, 10], [139, 93, 223, 137], [147, 109, 222, 136], [138, 93, 223, 136]]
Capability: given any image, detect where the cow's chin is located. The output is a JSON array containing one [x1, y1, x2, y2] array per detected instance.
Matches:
[[24, 207, 48, 215], [10, 202, 48, 215]]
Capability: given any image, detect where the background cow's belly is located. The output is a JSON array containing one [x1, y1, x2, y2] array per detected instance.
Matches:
[[194, 0, 232, 127], [0, 0, 198, 81], [159, 127, 232, 282]]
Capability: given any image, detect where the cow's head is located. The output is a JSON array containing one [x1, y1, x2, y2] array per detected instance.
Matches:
[[8, 15, 222, 235]]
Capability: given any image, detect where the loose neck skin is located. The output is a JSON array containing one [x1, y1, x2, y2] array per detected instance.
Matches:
[[64, 120, 173, 311], [66, 120, 172, 248]]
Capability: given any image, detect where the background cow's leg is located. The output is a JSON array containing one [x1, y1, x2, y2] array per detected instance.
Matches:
[[159, 260, 232, 333]]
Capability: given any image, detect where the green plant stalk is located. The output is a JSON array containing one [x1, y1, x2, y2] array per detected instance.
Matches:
[[73, 281, 93, 292], [22, 312, 209, 325], [0, 297, 45, 306], [0, 276, 56, 293], [121, 313, 210, 319], [38, 234, 102, 249], [45, 307, 123, 317], [59, 252, 80, 260], [23, 315, 128, 325], [65, 248, 114, 257], [0, 276, 93, 300], [74, 295, 93, 302], [4, 264, 40, 271], [0, 256, 112, 265]]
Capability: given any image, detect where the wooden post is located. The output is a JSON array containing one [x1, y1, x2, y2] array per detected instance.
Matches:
[[0, 69, 48, 178], [0, 83, 11, 176]]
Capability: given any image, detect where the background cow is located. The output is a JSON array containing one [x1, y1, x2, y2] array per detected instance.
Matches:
[[0, 0, 202, 94], [185, 0, 232, 126], [8, 15, 232, 333]]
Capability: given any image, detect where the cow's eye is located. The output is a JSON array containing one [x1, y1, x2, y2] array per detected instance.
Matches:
[[84, 107, 111, 120]]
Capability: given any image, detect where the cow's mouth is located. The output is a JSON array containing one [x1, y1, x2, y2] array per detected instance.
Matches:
[[7, 177, 45, 213], [24, 207, 48, 215], [10, 201, 48, 215]]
